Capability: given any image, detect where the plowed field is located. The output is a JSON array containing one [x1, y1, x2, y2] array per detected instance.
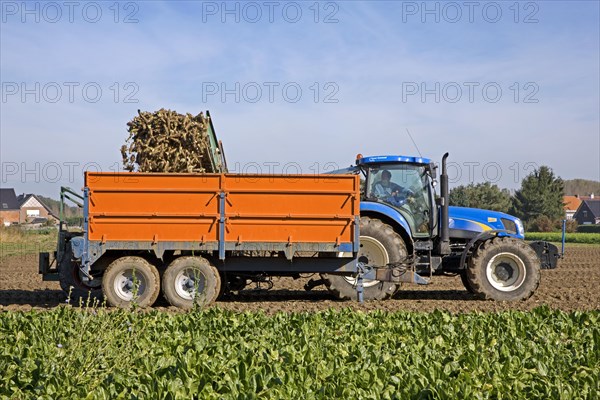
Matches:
[[1, 244, 598, 313]]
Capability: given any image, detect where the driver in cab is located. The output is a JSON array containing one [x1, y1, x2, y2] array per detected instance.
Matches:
[[372, 170, 412, 207]]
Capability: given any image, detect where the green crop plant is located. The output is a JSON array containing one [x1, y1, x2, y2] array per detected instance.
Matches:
[[1, 307, 597, 399]]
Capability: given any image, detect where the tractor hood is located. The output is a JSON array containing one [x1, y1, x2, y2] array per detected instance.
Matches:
[[448, 206, 524, 240]]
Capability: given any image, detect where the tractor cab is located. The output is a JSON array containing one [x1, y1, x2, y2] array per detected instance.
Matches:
[[328, 152, 559, 302], [355, 155, 437, 238]]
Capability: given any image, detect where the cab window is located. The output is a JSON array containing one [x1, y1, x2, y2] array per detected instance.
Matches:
[[365, 164, 431, 235]]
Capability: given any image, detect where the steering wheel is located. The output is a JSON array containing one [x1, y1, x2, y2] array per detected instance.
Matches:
[[385, 188, 414, 207]]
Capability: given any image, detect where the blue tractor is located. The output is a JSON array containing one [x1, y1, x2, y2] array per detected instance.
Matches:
[[321, 153, 559, 301]]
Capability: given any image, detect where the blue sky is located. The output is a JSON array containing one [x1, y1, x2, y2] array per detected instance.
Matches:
[[1, 0, 599, 197]]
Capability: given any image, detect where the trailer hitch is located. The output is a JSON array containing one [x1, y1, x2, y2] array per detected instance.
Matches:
[[373, 266, 430, 285], [354, 262, 429, 303], [358, 263, 429, 285]]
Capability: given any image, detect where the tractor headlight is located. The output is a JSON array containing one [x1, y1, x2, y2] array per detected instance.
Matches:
[[515, 218, 524, 235], [501, 218, 517, 234]]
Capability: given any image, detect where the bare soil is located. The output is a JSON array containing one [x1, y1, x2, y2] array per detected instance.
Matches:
[[1, 244, 598, 313]]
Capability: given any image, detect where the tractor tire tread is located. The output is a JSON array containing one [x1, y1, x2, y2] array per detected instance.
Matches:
[[321, 217, 407, 301], [467, 237, 540, 301]]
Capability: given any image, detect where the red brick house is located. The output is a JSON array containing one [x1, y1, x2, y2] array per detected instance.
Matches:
[[0, 189, 58, 226], [16, 193, 58, 224]]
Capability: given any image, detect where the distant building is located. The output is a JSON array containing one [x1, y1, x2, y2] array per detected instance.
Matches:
[[573, 198, 600, 225], [0, 189, 58, 226], [0, 188, 21, 226], [563, 195, 582, 220], [16, 193, 59, 224]]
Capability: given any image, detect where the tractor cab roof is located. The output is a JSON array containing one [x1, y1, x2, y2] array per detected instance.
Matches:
[[356, 155, 432, 166]]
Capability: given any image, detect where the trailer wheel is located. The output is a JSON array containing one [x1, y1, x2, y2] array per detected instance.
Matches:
[[58, 241, 103, 304], [102, 256, 160, 308], [467, 237, 540, 301], [162, 256, 220, 309], [321, 217, 406, 301]]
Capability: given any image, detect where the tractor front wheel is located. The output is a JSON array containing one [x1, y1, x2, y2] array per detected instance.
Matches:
[[466, 237, 540, 301], [460, 270, 475, 294]]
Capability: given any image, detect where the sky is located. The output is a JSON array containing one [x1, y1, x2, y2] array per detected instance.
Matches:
[[1, 0, 599, 198]]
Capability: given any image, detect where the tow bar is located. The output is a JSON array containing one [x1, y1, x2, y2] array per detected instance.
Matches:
[[355, 262, 429, 303]]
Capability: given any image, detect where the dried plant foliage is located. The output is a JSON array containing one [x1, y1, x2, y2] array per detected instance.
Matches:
[[121, 109, 216, 173]]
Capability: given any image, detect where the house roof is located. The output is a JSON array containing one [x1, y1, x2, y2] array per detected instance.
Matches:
[[574, 199, 600, 219], [583, 199, 600, 218], [564, 195, 582, 211], [0, 188, 20, 210], [16, 194, 58, 218]]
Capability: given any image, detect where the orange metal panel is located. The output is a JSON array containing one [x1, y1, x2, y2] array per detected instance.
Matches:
[[85, 172, 359, 245], [86, 173, 221, 242], [224, 174, 358, 243]]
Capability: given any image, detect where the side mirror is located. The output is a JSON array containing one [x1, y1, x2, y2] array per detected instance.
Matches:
[[428, 162, 438, 180], [428, 162, 438, 187]]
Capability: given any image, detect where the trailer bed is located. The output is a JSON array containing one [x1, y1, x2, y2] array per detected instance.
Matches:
[[84, 172, 360, 265]]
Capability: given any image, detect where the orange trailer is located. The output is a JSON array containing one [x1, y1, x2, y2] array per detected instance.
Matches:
[[41, 172, 362, 308], [85, 171, 359, 257]]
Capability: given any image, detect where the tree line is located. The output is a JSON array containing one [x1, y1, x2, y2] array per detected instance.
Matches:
[[449, 166, 581, 232]]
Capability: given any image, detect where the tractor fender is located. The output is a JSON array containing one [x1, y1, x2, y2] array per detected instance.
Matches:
[[458, 229, 514, 269], [360, 202, 414, 254]]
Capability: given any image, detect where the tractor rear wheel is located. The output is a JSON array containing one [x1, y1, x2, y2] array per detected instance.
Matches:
[[102, 256, 160, 308], [466, 237, 540, 301], [162, 256, 221, 309], [321, 217, 407, 301]]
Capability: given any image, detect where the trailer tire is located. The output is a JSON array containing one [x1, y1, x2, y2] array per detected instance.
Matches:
[[102, 256, 160, 308], [162, 256, 220, 309], [321, 217, 407, 301], [58, 242, 103, 305], [467, 237, 540, 301]]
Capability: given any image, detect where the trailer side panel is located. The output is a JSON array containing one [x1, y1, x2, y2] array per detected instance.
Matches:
[[85, 172, 359, 250]]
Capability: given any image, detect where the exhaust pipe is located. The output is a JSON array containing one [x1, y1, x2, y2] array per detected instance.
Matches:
[[439, 153, 451, 255]]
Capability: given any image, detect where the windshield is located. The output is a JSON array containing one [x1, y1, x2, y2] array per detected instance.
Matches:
[[365, 164, 432, 235]]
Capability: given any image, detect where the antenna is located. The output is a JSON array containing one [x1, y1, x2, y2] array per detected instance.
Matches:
[[406, 128, 423, 158]]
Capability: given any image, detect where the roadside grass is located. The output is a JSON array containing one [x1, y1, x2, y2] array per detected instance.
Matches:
[[0, 226, 58, 259], [525, 232, 600, 244]]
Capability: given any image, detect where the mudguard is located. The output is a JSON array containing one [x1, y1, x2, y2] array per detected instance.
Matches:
[[360, 202, 412, 238]]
